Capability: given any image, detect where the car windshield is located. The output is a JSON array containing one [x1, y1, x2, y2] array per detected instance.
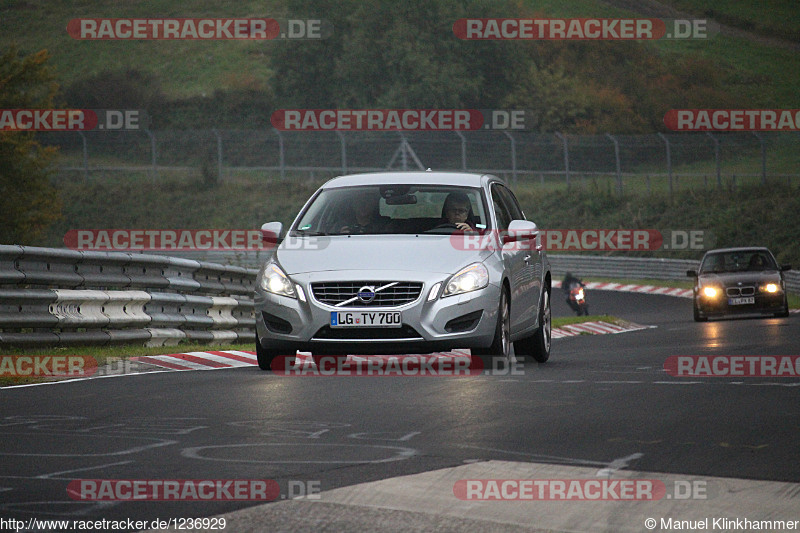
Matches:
[[292, 185, 489, 236], [700, 251, 778, 273]]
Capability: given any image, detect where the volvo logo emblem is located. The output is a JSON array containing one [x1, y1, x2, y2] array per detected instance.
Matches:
[[357, 286, 376, 303]]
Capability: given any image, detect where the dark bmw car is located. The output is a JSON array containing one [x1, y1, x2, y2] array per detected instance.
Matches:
[[687, 247, 791, 321]]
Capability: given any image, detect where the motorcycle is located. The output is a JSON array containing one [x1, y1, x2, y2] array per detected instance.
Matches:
[[566, 281, 589, 316]]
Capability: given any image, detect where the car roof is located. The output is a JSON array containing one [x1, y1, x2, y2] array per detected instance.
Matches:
[[319, 171, 497, 189], [703, 247, 773, 255]]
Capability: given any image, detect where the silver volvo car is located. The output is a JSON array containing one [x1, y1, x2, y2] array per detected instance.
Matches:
[[254, 171, 551, 369]]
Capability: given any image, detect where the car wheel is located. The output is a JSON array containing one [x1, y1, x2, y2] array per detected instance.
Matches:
[[775, 297, 790, 318], [255, 333, 287, 371], [473, 287, 511, 370], [693, 300, 707, 322], [514, 286, 551, 363]]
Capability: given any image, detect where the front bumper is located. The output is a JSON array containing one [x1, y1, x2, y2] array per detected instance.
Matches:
[[695, 292, 787, 318], [255, 270, 500, 355]]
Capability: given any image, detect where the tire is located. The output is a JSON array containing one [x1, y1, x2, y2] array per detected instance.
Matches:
[[514, 286, 551, 363], [693, 300, 708, 322], [473, 287, 511, 370], [775, 297, 790, 318], [255, 333, 287, 371]]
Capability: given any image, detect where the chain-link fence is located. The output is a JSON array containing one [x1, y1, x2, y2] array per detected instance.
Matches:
[[41, 130, 800, 193]]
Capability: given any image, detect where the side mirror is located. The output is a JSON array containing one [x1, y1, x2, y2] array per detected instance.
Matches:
[[261, 222, 283, 248], [781, 264, 792, 271], [686, 270, 698, 277], [504, 220, 538, 244]]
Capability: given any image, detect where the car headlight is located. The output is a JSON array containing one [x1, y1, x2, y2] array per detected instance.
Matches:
[[763, 283, 780, 293], [258, 261, 297, 299], [702, 286, 719, 298], [442, 263, 489, 297]]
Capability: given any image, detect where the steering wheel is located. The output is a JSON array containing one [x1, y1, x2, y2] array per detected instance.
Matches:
[[431, 222, 459, 230]]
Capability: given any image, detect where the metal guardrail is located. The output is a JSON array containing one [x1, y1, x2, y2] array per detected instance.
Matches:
[[0, 245, 258, 347], [143, 249, 800, 295], [1, 246, 796, 348], [548, 254, 800, 295]]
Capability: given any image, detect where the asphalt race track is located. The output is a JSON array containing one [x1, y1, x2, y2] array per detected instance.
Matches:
[[1, 290, 799, 532]]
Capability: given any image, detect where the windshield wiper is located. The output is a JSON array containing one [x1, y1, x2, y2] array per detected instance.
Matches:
[[292, 229, 329, 236]]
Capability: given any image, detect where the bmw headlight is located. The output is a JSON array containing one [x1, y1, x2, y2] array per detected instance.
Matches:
[[763, 283, 780, 293], [702, 286, 719, 298], [259, 261, 297, 299], [442, 263, 489, 297]]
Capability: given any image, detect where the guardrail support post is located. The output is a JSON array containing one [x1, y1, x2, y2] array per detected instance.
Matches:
[[555, 132, 570, 190], [503, 131, 517, 184], [455, 131, 467, 171], [212, 129, 223, 182], [606, 133, 622, 195], [273, 128, 285, 180], [706, 132, 721, 189], [145, 129, 157, 182], [752, 132, 766, 185], [336, 131, 347, 174], [79, 131, 89, 181], [657, 133, 672, 197]]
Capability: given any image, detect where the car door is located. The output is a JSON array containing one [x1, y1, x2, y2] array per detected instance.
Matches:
[[490, 182, 538, 334]]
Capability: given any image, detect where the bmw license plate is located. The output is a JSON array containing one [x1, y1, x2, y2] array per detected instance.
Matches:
[[728, 297, 755, 305], [331, 311, 402, 327]]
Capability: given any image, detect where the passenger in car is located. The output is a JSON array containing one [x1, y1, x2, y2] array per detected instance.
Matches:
[[339, 190, 391, 234], [748, 254, 768, 271]]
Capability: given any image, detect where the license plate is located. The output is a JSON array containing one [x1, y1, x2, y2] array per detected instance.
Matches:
[[330, 311, 402, 328], [729, 297, 755, 305]]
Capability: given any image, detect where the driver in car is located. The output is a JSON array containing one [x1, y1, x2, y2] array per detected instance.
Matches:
[[440, 192, 478, 232]]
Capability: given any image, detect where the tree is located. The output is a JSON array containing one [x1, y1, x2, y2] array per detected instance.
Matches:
[[0, 45, 63, 245]]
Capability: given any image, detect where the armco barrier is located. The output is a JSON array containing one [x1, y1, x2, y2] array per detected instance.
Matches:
[[0, 245, 259, 348], [1, 245, 796, 348], [547, 254, 799, 295]]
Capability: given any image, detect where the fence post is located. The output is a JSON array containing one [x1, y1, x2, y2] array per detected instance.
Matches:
[[706, 132, 720, 189], [605, 133, 622, 195], [555, 132, 570, 189], [78, 131, 89, 181], [752, 132, 766, 185], [455, 131, 467, 170], [144, 129, 157, 182], [212, 129, 223, 182], [503, 131, 517, 184], [273, 128, 285, 179], [336, 131, 347, 175], [657, 133, 672, 197]]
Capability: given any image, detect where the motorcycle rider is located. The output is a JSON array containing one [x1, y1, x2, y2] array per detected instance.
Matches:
[[562, 272, 587, 315]]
